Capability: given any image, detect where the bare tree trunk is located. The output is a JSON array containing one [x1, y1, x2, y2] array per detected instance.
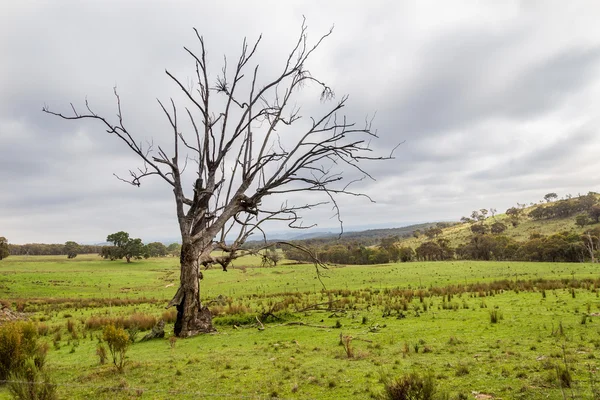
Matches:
[[173, 242, 215, 337]]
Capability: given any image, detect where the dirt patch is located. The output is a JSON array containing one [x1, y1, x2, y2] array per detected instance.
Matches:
[[0, 306, 27, 324]]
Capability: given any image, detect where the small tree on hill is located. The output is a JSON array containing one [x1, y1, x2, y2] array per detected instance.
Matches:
[[490, 222, 507, 235], [544, 193, 558, 203], [0, 237, 9, 260], [590, 205, 600, 224], [470, 224, 488, 235], [576, 215, 590, 228]]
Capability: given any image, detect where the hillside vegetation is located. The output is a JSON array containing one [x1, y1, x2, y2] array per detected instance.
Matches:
[[401, 192, 600, 248], [284, 192, 600, 265]]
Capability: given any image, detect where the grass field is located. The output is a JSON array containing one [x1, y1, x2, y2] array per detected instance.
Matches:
[[2, 255, 600, 399]]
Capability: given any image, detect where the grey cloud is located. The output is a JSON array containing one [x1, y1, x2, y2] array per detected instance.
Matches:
[[2, 2, 600, 243]]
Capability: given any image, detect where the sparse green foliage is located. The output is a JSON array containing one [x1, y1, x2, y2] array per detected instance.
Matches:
[[102, 324, 131, 372]]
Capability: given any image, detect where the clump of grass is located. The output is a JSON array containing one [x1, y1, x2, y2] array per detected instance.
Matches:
[[490, 309, 503, 324], [381, 371, 436, 400], [161, 309, 177, 323], [341, 335, 354, 358], [96, 344, 107, 365], [556, 365, 572, 388], [86, 313, 157, 331], [37, 323, 49, 337], [455, 364, 470, 376], [66, 319, 76, 334], [447, 336, 462, 346]]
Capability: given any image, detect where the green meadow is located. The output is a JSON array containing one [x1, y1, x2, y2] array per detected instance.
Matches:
[[2, 255, 600, 399]]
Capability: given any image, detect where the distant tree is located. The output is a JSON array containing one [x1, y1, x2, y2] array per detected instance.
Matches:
[[415, 239, 454, 261], [489, 208, 497, 218], [106, 231, 130, 248], [398, 246, 415, 262], [578, 193, 598, 212], [479, 209, 489, 220], [413, 230, 421, 238], [380, 236, 400, 262], [576, 215, 590, 228], [145, 242, 168, 258], [544, 193, 558, 203], [470, 224, 488, 235], [106, 231, 144, 262], [123, 238, 145, 263], [100, 246, 119, 261], [589, 205, 600, 224], [424, 227, 442, 239], [64, 241, 80, 259], [470, 210, 481, 221], [490, 222, 507, 235], [0, 237, 9, 260], [261, 249, 281, 267], [460, 216, 474, 224], [166, 243, 181, 257]]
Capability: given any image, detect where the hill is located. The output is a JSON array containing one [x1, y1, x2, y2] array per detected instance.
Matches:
[[399, 192, 600, 249]]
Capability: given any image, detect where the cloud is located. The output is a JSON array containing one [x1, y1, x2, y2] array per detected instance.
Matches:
[[2, 1, 600, 244]]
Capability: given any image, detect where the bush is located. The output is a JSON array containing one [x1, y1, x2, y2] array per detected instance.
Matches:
[[8, 359, 57, 400], [102, 324, 131, 372], [382, 372, 436, 400], [0, 322, 44, 381]]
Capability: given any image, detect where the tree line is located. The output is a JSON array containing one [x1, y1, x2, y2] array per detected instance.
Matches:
[[0, 232, 181, 261]]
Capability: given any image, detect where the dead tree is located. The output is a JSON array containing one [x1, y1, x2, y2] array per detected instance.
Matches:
[[43, 19, 395, 337]]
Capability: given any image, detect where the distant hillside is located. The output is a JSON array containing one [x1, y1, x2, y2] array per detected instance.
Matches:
[[246, 222, 446, 248], [399, 192, 600, 249]]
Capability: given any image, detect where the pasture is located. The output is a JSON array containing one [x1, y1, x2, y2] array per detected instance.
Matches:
[[1, 255, 600, 399]]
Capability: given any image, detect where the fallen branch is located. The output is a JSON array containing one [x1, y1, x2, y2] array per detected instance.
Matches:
[[282, 321, 330, 329], [255, 316, 265, 331]]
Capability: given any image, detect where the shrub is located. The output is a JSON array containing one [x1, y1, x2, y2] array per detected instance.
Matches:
[[0, 322, 43, 381], [382, 372, 436, 400], [8, 359, 57, 400], [102, 324, 131, 372], [96, 344, 107, 365]]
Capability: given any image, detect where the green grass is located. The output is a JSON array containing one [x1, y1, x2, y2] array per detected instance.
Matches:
[[2, 255, 600, 399]]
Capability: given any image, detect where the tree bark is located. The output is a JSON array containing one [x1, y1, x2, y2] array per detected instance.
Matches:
[[173, 241, 215, 337]]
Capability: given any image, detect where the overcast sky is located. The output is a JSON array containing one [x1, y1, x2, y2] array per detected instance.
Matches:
[[2, 1, 600, 244]]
